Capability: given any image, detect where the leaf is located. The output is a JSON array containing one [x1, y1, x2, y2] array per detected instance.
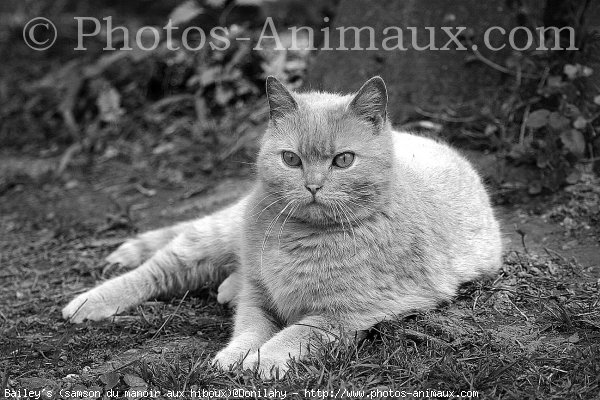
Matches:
[[573, 116, 587, 130], [123, 374, 147, 389], [548, 112, 569, 130], [567, 332, 580, 343], [546, 75, 563, 88], [236, 0, 270, 5], [566, 170, 581, 184], [198, 66, 222, 87], [564, 103, 581, 117], [528, 180, 542, 195], [123, 374, 148, 400], [560, 129, 586, 157], [563, 64, 578, 80], [169, 0, 204, 26], [97, 86, 124, 123], [536, 153, 550, 169], [215, 85, 234, 105], [20, 377, 56, 389], [206, 0, 227, 6], [594, 95, 600, 106], [99, 372, 120, 389], [525, 109, 550, 129]]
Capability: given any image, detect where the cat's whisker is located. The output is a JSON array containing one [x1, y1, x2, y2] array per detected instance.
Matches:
[[278, 202, 298, 246], [336, 200, 358, 256], [346, 199, 377, 213], [341, 202, 365, 234], [327, 201, 339, 225], [261, 200, 294, 269], [246, 191, 284, 216], [331, 201, 348, 240], [249, 196, 285, 222]]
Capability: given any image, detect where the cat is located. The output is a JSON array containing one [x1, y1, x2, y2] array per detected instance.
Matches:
[[62, 76, 502, 378]]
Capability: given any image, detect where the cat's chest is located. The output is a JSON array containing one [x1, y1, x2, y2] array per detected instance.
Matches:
[[245, 222, 386, 323]]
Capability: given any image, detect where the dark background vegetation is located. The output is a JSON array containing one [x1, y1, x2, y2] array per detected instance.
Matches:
[[0, 0, 599, 399]]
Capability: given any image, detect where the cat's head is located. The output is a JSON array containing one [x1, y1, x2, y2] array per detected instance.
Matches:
[[257, 76, 395, 225]]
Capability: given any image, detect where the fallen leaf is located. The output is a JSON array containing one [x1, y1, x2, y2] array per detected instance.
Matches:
[[123, 374, 147, 389], [572, 116, 587, 130], [97, 86, 124, 123], [546, 75, 563, 87], [525, 109, 550, 129], [548, 112, 569, 130], [563, 64, 578, 80], [528, 181, 542, 195], [169, 0, 204, 26], [566, 170, 581, 184], [567, 332, 580, 343], [99, 371, 120, 389], [123, 374, 148, 400], [560, 129, 586, 157]]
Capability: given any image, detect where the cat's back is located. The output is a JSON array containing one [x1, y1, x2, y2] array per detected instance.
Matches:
[[391, 130, 486, 197], [391, 130, 501, 278], [392, 131, 471, 175]]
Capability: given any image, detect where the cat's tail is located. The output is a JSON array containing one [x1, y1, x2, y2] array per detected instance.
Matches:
[[106, 220, 196, 267], [62, 195, 248, 323]]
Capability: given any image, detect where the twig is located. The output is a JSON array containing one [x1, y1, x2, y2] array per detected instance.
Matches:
[[470, 46, 539, 79], [508, 297, 529, 321], [56, 142, 82, 175], [151, 291, 189, 340], [66, 298, 88, 323], [371, 324, 452, 348], [414, 106, 478, 123], [1, 365, 9, 397], [399, 120, 443, 132], [402, 328, 452, 348], [515, 227, 529, 254], [519, 105, 530, 146]]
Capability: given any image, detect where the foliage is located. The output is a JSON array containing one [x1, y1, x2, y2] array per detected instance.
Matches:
[[476, 1, 600, 194], [0, 0, 321, 188], [502, 54, 600, 193]]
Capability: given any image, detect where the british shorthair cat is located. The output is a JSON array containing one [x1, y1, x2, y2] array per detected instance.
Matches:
[[62, 76, 502, 378]]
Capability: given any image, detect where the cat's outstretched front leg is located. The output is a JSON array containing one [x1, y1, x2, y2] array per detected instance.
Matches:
[[63, 234, 201, 322], [106, 220, 196, 267], [63, 197, 247, 323]]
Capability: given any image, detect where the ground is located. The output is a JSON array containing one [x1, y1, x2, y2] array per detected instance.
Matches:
[[1, 2, 599, 396], [1, 153, 599, 399]]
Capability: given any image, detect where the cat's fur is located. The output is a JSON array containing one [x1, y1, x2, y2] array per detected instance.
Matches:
[[62, 76, 502, 377]]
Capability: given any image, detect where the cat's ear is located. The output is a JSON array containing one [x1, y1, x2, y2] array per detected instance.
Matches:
[[348, 76, 388, 128], [266, 76, 298, 123]]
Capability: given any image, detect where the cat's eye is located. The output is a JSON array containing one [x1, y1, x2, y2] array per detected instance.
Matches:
[[282, 151, 302, 167], [332, 152, 355, 168]]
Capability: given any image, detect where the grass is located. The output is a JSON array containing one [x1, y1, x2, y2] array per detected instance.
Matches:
[[1, 173, 599, 400]]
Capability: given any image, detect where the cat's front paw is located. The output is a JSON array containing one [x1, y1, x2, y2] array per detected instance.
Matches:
[[212, 347, 247, 370], [242, 351, 290, 379], [62, 287, 123, 323], [105, 239, 144, 267]]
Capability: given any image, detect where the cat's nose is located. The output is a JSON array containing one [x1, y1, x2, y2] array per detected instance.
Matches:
[[305, 184, 322, 195]]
